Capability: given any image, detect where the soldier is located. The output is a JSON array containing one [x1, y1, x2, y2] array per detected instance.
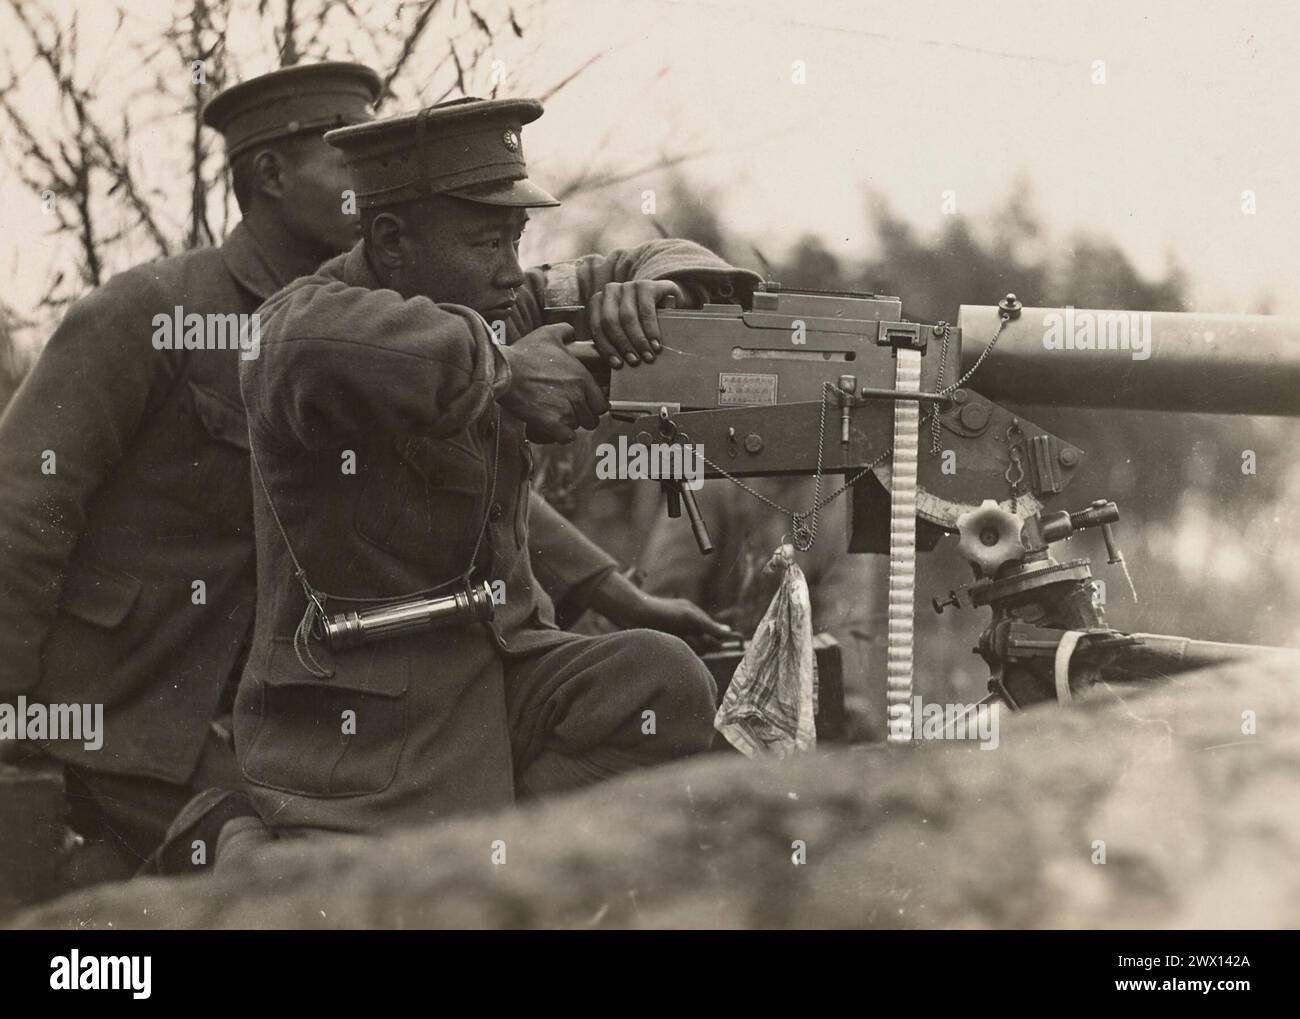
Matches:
[[233, 97, 761, 838], [0, 63, 383, 880]]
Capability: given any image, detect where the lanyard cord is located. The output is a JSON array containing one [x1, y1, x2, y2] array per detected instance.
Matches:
[[246, 408, 502, 677]]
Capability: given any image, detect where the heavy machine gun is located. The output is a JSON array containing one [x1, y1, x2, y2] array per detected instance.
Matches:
[[551, 285, 1300, 740]]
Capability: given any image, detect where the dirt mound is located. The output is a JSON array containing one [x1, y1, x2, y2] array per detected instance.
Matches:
[[11, 657, 1298, 929]]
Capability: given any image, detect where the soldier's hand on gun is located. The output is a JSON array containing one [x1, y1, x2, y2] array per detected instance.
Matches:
[[588, 280, 685, 369], [499, 323, 610, 444]]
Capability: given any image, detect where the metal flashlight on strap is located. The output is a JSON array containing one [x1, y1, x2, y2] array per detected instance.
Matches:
[[318, 580, 496, 650]]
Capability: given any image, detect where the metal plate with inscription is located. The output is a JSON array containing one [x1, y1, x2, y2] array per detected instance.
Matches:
[[718, 372, 778, 406]]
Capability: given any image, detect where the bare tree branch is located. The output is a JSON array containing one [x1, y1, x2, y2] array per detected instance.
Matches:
[[378, 0, 442, 107], [281, 0, 299, 65], [0, 0, 546, 343], [537, 49, 603, 103], [553, 146, 716, 202], [4, 0, 173, 264]]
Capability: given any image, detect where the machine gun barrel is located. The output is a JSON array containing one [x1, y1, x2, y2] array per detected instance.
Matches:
[[1111, 633, 1300, 678], [957, 305, 1300, 416]]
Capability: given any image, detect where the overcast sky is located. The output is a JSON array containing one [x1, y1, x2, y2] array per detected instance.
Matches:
[[5, 0, 1299, 326], [522, 0, 1300, 315]]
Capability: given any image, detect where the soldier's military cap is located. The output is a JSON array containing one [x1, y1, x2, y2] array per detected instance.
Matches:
[[324, 96, 560, 209], [203, 62, 382, 158]]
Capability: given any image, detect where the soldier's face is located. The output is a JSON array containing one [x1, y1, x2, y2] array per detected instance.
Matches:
[[404, 198, 529, 316], [276, 137, 361, 258]]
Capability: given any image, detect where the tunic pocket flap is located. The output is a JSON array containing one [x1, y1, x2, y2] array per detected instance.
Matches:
[[264, 637, 410, 698], [60, 563, 143, 628], [189, 380, 250, 451], [398, 436, 485, 495]]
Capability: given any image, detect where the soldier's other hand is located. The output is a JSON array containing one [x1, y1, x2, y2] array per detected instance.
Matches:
[[589, 570, 738, 644], [631, 594, 738, 646], [499, 323, 609, 443], [588, 280, 685, 370]]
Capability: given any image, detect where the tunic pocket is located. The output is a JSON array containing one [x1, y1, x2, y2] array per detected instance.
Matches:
[[238, 639, 409, 798], [44, 561, 144, 691], [353, 435, 487, 579]]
